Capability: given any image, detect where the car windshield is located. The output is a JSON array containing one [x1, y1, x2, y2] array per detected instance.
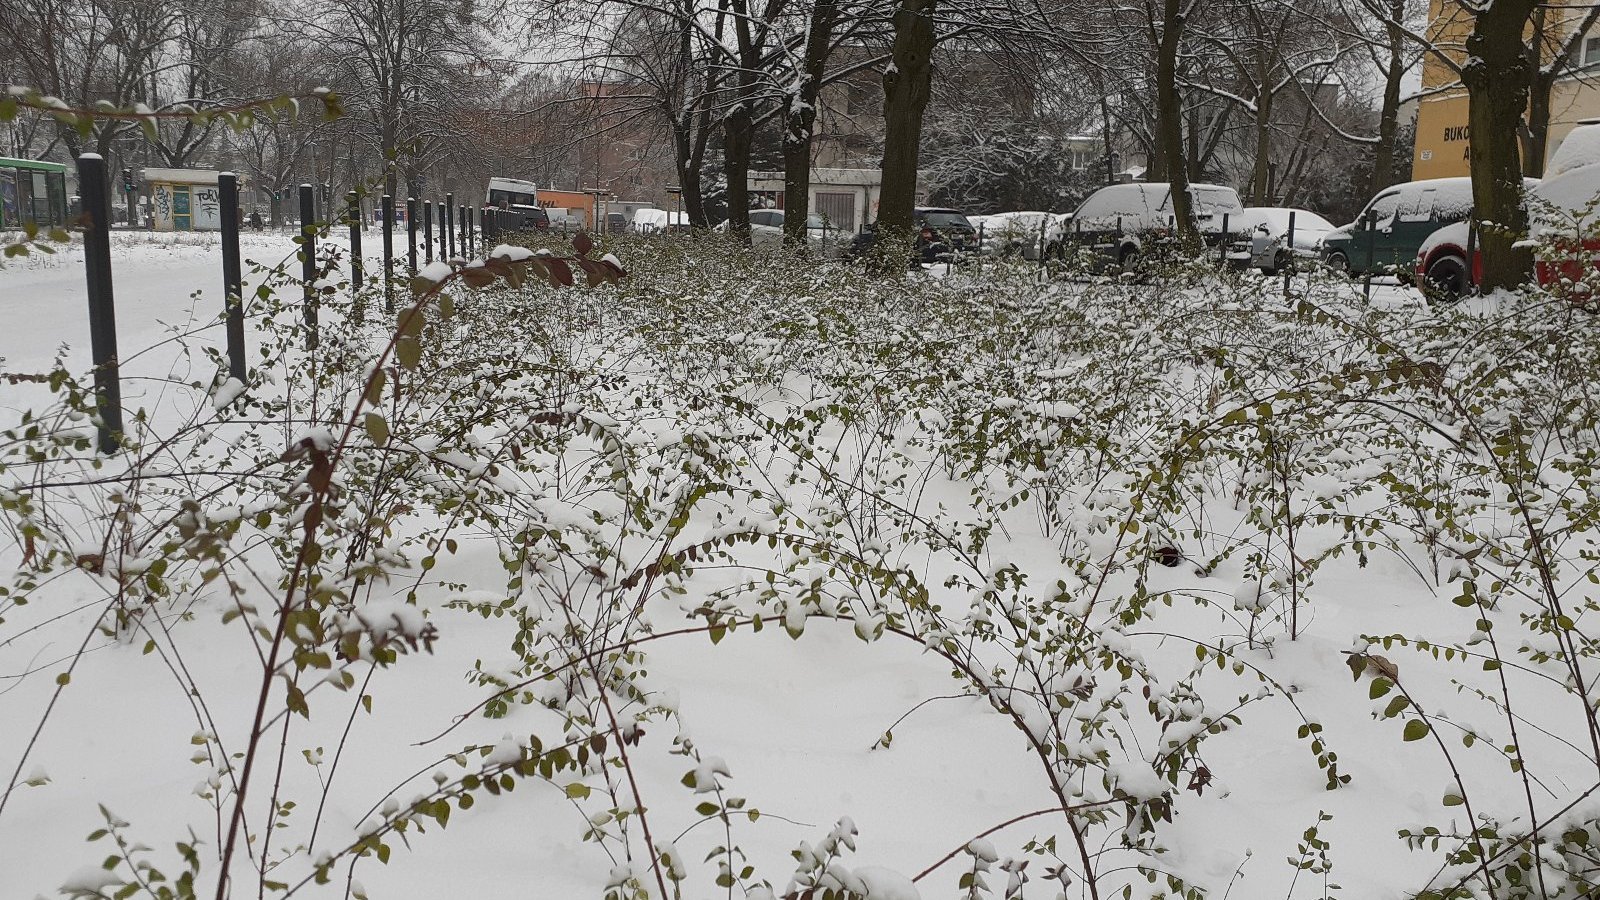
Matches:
[[1193, 187, 1244, 215], [920, 211, 972, 229]]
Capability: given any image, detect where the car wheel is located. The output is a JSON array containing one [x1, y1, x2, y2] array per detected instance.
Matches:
[[1424, 254, 1468, 302], [1324, 251, 1350, 276], [1119, 245, 1140, 271]]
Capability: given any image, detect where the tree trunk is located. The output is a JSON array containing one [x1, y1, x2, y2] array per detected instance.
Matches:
[[1155, 0, 1197, 249], [1371, 0, 1406, 194], [874, 0, 938, 272], [723, 109, 754, 241], [722, 0, 758, 244], [1248, 88, 1273, 205], [1528, 70, 1553, 178], [783, 0, 840, 250], [1463, 0, 1537, 291]]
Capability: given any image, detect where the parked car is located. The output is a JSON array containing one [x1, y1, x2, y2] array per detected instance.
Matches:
[[632, 208, 690, 233], [1228, 207, 1336, 274], [607, 212, 627, 233], [847, 207, 978, 264], [973, 211, 1053, 260], [1318, 177, 1518, 279], [747, 209, 848, 255], [1062, 182, 1245, 269]]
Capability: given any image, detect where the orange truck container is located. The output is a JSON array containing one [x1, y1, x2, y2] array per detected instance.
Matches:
[[538, 189, 595, 230]]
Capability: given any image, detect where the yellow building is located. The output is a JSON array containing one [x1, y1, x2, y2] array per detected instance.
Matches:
[[1413, 0, 1598, 178]]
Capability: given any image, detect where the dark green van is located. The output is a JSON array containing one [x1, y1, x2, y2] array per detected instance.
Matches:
[[1321, 177, 1476, 278]]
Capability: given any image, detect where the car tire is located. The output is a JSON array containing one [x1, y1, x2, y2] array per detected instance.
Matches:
[[1325, 251, 1350, 276], [1424, 253, 1468, 302], [1119, 245, 1140, 271]]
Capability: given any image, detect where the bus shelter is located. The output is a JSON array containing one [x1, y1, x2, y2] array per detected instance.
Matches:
[[0, 157, 69, 230]]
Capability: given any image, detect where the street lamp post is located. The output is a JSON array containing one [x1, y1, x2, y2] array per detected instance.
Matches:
[[583, 186, 609, 234]]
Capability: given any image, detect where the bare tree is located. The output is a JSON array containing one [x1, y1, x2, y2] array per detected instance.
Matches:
[[281, 0, 502, 198]]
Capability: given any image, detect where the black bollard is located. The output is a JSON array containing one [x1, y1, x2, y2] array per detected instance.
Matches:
[[436, 201, 446, 259], [423, 200, 433, 264], [406, 196, 418, 274], [347, 191, 363, 294], [1283, 210, 1296, 297], [300, 184, 319, 350], [381, 194, 395, 312], [219, 172, 246, 382], [1363, 211, 1376, 301], [445, 192, 455, 258], [77, 154, 124, 453]]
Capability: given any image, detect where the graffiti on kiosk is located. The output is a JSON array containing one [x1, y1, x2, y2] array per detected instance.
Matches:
[[193, 186, 221, 229], [153, 185, 172, 224]]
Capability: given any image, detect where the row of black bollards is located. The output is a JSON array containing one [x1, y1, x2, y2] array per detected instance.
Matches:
[[74, 164, 536, 453]]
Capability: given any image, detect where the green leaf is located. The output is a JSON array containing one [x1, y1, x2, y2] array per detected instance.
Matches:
[[396, 337, 421, 370], [564, 782, 591, 799], [364, 413, 390, 447], [1369, 677, 1392, 700], [1403, 719, 1430, 742], [364, 368, 386, 406], [1443, 792, 1465, 807]]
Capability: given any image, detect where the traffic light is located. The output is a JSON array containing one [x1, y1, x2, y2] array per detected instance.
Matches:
[[121, 168, 134, 193]]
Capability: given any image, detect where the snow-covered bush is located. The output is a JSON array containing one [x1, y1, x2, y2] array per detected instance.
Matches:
[[3, 228, 1599, 900]]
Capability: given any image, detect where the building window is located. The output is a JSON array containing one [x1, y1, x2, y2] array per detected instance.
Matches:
[[1585, 36, 1600, 67]]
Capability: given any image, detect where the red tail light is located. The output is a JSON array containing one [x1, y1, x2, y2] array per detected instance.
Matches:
[[920, 227, 934, 240]]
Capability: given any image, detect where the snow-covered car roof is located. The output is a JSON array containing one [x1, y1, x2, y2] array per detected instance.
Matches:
[[1237, 207, 1335, 235], [1548, 121, 1600, 178]]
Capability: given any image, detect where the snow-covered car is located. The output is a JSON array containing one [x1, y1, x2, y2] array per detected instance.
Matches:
[[1063, 182, 1245, 269], [748, 209, 848, 256], [972, 211, 1053, 260], [632, 208, 690, 234], [1320, 177, 1521, 279], [1408, 175, 1546, 299], [1228, 207, 1336, 274]]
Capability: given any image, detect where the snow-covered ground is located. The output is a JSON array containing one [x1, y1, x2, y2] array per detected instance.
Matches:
[[3, 233, 1594, 900]]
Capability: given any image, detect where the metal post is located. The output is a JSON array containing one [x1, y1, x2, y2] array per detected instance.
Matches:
[[1283, 210, 1296, 298], [445, 192, 455, 258], [1363, 211, 1376, 301], [1219, 212, 1230, 266], [299, 184, 319, 350], [77, 154, 123, 453], [1465, 218, 1477, 294], [423, 200, 434, 264], [219, 173, 246, 382], [347, 191, 363, 292], [436, 201, 446, 258], [406, 197, 418, 274], [381, 194, 395, 313]]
